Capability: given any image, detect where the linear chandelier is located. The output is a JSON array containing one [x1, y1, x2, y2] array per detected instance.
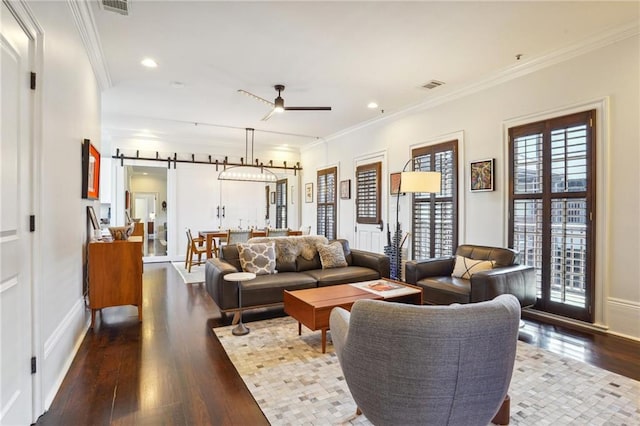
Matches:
[[218, 128, 279, 183]]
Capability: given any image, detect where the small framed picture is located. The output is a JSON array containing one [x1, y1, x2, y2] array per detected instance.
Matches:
[[305, 182, 314, 203], [470, 158, 495, 192], [340, 179, 351, 200], [271, 191, 276, 204], [87, 206, 100, 231], [81, 139, 101, 200], [390, 172, 403, 195]]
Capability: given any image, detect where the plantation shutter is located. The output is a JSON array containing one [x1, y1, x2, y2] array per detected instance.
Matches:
[[509, 110, 595, 322], [275, 179, 287, 228], [356, 162, 381, 224], [412, 141, 458, 260], [317, 167, 337, 239]]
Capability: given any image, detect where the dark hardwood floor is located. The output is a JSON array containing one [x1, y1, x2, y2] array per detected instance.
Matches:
[[37, 262, 640, 425]]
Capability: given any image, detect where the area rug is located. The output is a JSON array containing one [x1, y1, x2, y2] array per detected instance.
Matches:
[[171, 261, 205, 284], [214, 316, 640, 425]]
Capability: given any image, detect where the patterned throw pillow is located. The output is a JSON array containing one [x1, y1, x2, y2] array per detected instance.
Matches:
[[317, 242, 348, 269], [238, 243, 277, 275], [451, 255, 495, 279]]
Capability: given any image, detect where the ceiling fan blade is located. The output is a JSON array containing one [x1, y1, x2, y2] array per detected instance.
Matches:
[[261, 108, 277, 121], [237, 89, 275, 107], [284, 106, 332, 111]]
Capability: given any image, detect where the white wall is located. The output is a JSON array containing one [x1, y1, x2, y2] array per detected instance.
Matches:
[[301, 35, 640, 340], [26, 1, 103, 413]]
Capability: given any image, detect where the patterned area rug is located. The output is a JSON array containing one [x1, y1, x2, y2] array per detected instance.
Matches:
[[172, 261, 205, 284], [214, 316, 640, 425]]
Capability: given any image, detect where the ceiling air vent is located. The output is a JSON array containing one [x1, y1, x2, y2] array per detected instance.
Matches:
[[101, 0, 129, 16], [422, 80, 445, 90]]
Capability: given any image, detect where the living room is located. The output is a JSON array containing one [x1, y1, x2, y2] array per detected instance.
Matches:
[[2, 1, 638, 425]]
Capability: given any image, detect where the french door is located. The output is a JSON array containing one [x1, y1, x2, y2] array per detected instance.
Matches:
[[508, 110, 595, 322]]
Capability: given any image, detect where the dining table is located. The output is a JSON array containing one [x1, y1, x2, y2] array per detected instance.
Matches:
[[198, 229, 302, 259]]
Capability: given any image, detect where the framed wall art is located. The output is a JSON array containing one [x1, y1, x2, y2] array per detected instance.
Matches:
[[470, 158, 495, 192], [87, 206, 100, 231], [305, 182, 314, 203], [340, 179, 351, 200], [81, 139, 101, 199], [390, 172, 403, 195]]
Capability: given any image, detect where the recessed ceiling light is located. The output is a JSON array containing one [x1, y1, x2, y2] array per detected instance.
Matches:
[[141, 58, 158, 68], [367, 102, 378, 109]]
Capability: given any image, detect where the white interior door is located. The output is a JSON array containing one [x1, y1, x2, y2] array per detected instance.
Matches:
[[1, 3, 34, 423], [354, 153, 387, 253]]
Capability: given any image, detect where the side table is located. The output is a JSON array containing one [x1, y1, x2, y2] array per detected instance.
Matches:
[[223, 272, 256, 335]]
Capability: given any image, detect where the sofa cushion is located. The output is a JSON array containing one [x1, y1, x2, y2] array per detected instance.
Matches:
[[333, 239, 353, 265], [238, 243, 277, 275], [303, 266, 380, 287], [220, 244, 242, 270], [318, 242, 348, 269], [240, 272, 317, 307], [297, 254, 322, 272], [451, 255, 494, 279]]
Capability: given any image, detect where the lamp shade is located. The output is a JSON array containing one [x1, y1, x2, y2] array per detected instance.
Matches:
[[400, 171, 441, 193]]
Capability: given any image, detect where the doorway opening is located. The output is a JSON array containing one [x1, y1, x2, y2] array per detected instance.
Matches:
[[126, 166, 168, 258]]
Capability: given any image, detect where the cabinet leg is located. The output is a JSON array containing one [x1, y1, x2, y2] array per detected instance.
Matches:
[[138, 305, 142, 322], [91, 309, 96, 328]]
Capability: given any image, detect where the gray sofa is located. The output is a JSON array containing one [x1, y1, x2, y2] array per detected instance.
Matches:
[[205, 236, 390, 321]]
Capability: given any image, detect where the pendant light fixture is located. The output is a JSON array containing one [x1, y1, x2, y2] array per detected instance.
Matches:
[[218, 128, 278, 183]]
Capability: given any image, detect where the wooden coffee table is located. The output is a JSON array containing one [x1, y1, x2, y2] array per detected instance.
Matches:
[[284, 279, 422, 353]]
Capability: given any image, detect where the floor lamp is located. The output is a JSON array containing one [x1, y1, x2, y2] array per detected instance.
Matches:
[[393, 161, 441, 280]]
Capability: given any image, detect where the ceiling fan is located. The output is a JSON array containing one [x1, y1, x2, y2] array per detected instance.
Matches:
[[238, 84, 332, 121]]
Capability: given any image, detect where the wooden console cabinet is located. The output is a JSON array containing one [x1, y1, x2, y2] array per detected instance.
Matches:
[[88, 240, 143, 328]]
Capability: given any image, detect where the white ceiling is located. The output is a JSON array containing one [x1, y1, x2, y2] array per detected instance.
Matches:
[[92, 1, 639, 152]]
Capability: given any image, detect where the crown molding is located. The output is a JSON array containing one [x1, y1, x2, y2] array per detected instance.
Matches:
[[318, 21, 639, 145], [67, 0, 111, 91]]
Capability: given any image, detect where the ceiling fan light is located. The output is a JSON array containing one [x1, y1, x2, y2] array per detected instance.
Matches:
[[274, 96, 285, 113]]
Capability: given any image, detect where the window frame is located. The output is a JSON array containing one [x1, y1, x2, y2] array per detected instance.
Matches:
[[316, 166, 337, 240], [355, 162, 382, 225], [275, 179, 287, 229], [508, 110, 595, 322]]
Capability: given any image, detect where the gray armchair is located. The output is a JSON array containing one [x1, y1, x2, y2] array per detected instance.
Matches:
[[330, 294, 521, 426]]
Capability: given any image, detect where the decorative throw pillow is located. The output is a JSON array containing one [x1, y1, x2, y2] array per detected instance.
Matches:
[[238, 243, 277, 275], [451, 255, 494, 279], [318, 242, 348, 269]]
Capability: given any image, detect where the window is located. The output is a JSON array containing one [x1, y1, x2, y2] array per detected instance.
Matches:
[[411, 141, 458, 260], [508, 110, 595, 322], [356, 162, 381, 224], [275, 179, 287, 228], [317, 167, 337, 239]]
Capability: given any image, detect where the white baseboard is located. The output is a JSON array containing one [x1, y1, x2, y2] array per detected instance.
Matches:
[[607, 297, 640, 342], [43, 298, 90, 410]]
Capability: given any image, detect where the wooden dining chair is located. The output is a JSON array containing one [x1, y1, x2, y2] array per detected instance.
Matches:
[[226, 229, 252, 245], [185, 229, 207, 272], [266, 228, 289, 237]]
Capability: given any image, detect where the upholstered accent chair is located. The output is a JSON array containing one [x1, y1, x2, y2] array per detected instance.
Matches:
[[405, 244, 536, 308], [330, 294, 521, 426]]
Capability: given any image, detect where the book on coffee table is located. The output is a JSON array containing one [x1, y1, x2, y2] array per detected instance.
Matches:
[[350, 280, 420, 298], [365, 281, 402, 291]]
